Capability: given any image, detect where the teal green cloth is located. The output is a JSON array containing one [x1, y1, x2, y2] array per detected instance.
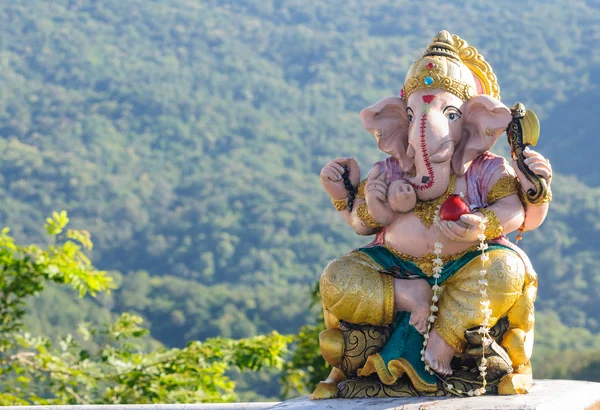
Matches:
[[356, 243, 510, 285], [355, 243, 512, 386]]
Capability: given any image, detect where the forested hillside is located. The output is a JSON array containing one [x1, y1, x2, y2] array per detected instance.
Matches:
[[1, 0, 599, 395]]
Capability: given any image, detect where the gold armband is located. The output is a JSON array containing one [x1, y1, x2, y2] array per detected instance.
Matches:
[[357, 203, 383, 229], [356, 179, 367, 199], [331, 198, 348, 211], [486, 176, 520, 205], [480, 208, 503, 240]]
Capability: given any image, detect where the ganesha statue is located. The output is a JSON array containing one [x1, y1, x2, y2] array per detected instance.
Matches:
[[314, 30, 552, 399]]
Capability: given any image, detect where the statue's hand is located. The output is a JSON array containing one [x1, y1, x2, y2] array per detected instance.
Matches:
[[365, 166, 392, 224], [435, 213, 485, 243], [512, 148, 552, 193], [320, 157, 360, 200]]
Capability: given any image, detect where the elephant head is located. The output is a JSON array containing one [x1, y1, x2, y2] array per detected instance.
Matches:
[[360, 30, 512, 201]]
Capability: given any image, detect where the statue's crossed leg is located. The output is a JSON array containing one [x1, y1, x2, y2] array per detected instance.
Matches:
[[312, 248, 537, 399]]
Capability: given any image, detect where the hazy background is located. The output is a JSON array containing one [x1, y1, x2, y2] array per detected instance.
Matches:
[[1, 0, 599, 399]]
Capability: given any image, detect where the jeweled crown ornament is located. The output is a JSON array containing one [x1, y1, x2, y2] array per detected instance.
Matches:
[[401, 30, 500, 102]]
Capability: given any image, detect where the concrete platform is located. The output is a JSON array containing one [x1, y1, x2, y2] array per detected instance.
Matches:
[[272, 380, 600, 410], [2, 380, 599, 410]]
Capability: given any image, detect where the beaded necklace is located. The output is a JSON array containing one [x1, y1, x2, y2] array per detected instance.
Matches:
[[413, 174, 457, 228]]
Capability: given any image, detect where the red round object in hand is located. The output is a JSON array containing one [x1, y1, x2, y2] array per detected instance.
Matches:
[[439, 194, 471, 221]]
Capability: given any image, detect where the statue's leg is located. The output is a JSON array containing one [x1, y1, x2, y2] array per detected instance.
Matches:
[[428, 249, 527, 375], [320, 252, 396, 327], [498, 266, 538, 394], [312, 309, 345, 399], [312, 252, 395, 400]]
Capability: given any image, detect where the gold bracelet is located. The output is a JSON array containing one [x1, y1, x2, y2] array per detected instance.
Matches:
[[480, 208, 503, 240], [357, 203, 383, 229], [331, 197, 348, 211], [356, 179, 367, 199]]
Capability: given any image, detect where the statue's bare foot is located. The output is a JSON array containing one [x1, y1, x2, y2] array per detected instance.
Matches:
[[394, 278, 433, 334], [425, 328, 456, 376], [311, 367, 345, 400]]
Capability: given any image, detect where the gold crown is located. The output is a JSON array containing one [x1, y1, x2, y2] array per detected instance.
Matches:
[[401, 30, 500, 102], [403, 63, 476, 102]]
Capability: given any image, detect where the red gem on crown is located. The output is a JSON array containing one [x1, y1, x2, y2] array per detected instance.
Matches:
[[426, 62, 435, 70]]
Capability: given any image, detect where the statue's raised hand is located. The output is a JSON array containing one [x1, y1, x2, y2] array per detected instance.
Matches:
[[511, 147, 552, 232], [513, 148, 552, 193], [365, 166, 394, 225], [320, 157, 360, 200]]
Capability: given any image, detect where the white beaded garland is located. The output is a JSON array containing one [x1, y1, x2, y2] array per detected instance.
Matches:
[[423, 209, 492, 396]]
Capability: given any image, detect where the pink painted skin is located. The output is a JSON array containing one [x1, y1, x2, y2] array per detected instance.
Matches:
[[320, 87, 553, 376]]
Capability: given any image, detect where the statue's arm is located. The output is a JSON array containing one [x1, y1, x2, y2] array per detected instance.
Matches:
[[482, 166, 526, 236], [520, 201, 550, 232], [481, 165, 526, 236], [320, 158, 383, 235], [338, 165, 395, 235], [338, 197, 383, 235], [450, 163, 533, 241]]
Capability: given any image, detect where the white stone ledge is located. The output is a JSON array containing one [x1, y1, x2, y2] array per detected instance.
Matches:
[[0, 404, 278, 410], [3, 380, 599, 410], [272, 380, 600, 410]]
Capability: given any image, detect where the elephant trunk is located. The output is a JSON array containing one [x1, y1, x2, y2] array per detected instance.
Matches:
[[403, 104, 454, 201], [403, 165, 453, 202]]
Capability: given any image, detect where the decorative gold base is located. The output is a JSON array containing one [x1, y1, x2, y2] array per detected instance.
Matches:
[[339, 322, 391, 376], [337, 373, 505, 399], [316, 316, 534, 399], [338, 375, 427, 398]]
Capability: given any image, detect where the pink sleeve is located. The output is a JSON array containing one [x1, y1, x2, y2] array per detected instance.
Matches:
[[466, 152, 505, 209], [377, 156, 404, 182]]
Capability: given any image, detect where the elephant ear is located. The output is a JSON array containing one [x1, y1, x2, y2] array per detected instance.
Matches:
[[452, 95, 512, 175], [360, 97, 412, 171]]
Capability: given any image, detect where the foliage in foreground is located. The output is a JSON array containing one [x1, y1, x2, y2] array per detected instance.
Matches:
[[280, 283, 328, 398], [0, 210, 114, 352], [0, 213, 290, 405], [1, 316, 289, 405]]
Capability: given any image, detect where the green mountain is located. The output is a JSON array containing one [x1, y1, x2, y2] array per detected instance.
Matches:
[[0, 0, 599, 391]]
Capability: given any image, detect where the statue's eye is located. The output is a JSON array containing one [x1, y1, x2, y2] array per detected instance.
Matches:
[[444, 106, 462, 122], [406, 108, 414, 123]]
